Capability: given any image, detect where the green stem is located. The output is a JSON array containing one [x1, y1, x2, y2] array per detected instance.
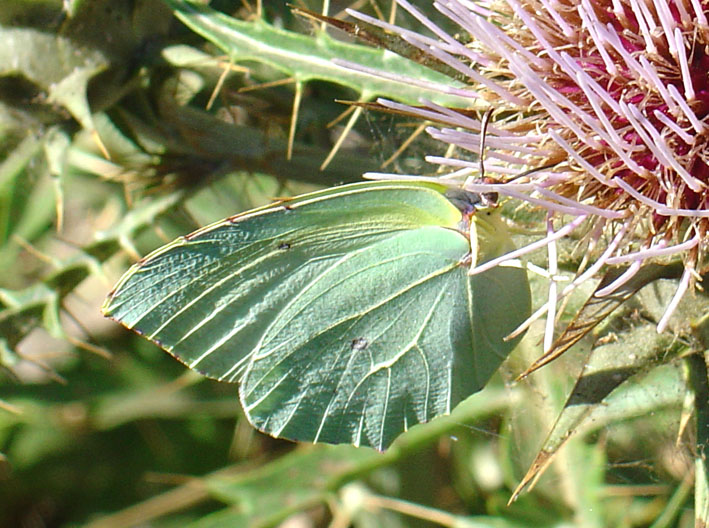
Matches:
[[330, 386, 519, 488], [685, 352, 709, 526]]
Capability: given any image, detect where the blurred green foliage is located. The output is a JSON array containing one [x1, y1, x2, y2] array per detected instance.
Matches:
[[0, 0, 707, 527]]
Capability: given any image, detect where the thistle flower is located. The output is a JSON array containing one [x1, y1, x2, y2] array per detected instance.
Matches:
[[343, 0, 709, 348]]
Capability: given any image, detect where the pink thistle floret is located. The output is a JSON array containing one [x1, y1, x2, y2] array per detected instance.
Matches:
[[347, 0, 709, 341]]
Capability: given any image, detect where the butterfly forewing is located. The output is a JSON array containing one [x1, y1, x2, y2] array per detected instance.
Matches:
[[103, 182, 462, 379]]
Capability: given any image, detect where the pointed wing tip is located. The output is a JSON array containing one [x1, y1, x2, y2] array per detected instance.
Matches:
[[100, 297, 115, 319], [100, 299, 147, 340], [101, 293, 128, 325]]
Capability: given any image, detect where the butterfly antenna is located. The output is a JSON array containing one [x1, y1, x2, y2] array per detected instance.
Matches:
[[507, 162, 560, 183], [477, 108, 499, 207], [479, 108, 493, 181]]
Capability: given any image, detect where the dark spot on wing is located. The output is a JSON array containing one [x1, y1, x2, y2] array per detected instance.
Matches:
[[135, 253, 152, 265], [351, 337, 368, 351], [183, 231, 202, 241], [277, 242, 291, 250]]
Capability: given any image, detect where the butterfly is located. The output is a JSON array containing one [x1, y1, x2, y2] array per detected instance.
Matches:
[[103, 180, 530, 450]]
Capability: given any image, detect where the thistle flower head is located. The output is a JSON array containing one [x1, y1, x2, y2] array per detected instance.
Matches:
[[348, 0, 709, 341]]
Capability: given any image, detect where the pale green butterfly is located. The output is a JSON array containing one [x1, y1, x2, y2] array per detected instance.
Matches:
[[103, 180, 530, 450]]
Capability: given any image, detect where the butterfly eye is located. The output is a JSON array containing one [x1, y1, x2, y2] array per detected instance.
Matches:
[[444, 188, 483, 215]]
